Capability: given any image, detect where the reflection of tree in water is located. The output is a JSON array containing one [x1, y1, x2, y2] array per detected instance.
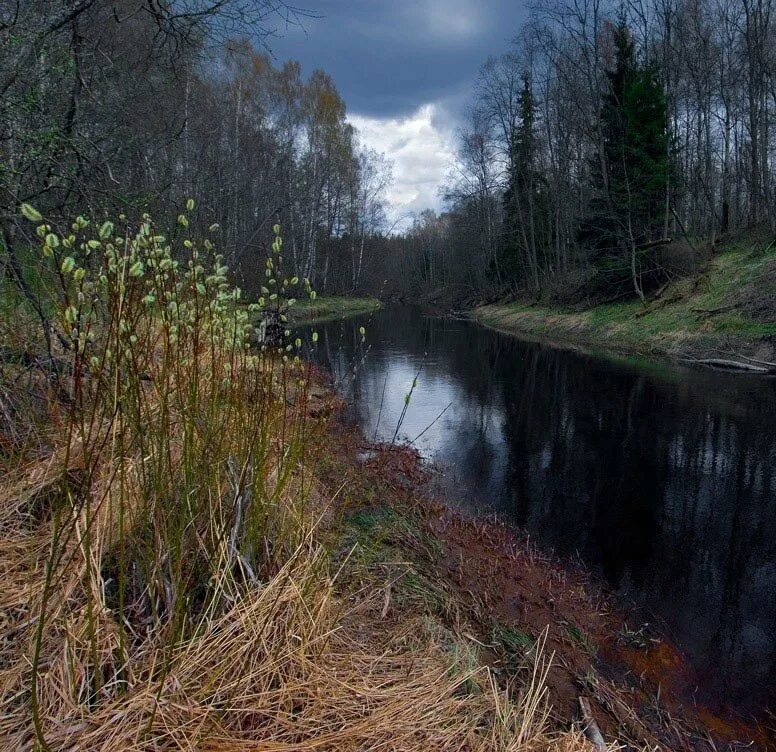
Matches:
[[489, 336, 776, 710], [304, 307, 776, 711]]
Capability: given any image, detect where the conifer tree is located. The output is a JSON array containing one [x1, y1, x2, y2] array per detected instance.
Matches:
[[502, 75, 545, 291], [582, 19, 670, 300]]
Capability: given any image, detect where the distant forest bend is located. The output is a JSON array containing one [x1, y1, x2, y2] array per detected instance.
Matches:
[[378, 0, 776, 309]]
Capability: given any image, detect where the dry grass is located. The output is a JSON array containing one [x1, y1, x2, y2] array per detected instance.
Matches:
[[0, 212, 613, 752], [0, 395, 612, 752]]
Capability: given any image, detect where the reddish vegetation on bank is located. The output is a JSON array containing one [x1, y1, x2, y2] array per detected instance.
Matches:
[[315, 395, 775, 751]]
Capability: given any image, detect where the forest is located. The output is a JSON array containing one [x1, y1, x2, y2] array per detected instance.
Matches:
[[4, 0, 776, 312], [1, 0, 390, 326], [378, 0, 776, 306], [1, 2, 775, 751]]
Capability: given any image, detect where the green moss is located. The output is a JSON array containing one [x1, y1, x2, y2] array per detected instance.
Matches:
[[493, 624, 534, 659], [473, 238, 775, 360], [564, 621, 596, 655], [289, 296, 381, 324]]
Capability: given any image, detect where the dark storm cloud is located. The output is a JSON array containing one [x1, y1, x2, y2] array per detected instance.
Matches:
[[268, 0, 526, 118], [266, 1, 527, 222]]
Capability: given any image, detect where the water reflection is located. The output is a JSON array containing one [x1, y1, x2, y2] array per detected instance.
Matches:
[[303, 306, 776, 713]]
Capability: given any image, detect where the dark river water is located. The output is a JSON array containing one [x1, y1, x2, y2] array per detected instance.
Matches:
[[302, 305, 776, 716]]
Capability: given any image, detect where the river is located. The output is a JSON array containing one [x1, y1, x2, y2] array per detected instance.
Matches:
[[301, 305, 776, 716]]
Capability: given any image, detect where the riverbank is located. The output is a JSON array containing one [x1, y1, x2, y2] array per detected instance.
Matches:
[[1, 196, 770, 748], [471, 238, 776, 371], [289, 295, 381, 324], [315, 399, 774, 751], [1, 342, 772, 749], [0, 280, 615, 750]]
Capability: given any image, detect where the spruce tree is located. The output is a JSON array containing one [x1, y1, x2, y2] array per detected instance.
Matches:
[[581, 19, 670, 299], [502, 75, 544, 291]]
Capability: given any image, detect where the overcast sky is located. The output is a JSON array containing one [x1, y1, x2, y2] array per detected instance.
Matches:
[[268, 1, 526, 227]]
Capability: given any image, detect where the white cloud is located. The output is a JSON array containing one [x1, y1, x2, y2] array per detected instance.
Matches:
[[412, 0, 488, 42], [349, 103, 456, 231]]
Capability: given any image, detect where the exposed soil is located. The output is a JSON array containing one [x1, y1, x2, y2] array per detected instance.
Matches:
[[313, 393, 776, 752], [428, 507, 774, 751]]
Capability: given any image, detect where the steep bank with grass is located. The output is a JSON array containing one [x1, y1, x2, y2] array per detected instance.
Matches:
[[289, 295, 381, 324], [472, 239, 776, 370]]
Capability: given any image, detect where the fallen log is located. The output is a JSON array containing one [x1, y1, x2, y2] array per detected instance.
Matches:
[[579, 696, 607, 751], [691, 302, 742, 316], [736, 353, 776, 369], [639, 236, 673, 250], [680, 357, 775, 374]]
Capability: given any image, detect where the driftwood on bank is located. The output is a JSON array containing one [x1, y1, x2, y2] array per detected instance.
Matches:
[[680, 356, 776, 374], [691, 302, 742, 316], [578, 696, 607, 751], [639, 236, 673, 249]]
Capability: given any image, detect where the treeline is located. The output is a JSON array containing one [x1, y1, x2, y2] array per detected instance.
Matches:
[[0, 0, 391, 315], [383, 0, 776, 305]]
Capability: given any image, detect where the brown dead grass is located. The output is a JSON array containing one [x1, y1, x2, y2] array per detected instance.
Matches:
[[0, 369, 615, 752]]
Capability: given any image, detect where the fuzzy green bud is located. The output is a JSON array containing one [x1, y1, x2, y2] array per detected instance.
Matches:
[[21, 203, 43, 222]]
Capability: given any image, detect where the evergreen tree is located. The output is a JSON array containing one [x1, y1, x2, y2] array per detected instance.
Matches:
[[581, 19, 670, 300], [501, 75, 544, 291]]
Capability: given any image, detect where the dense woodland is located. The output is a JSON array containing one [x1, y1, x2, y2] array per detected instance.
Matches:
[[3, 0, 776, 312], [386, 0, 776, 304], [0, 0, 391, 323]]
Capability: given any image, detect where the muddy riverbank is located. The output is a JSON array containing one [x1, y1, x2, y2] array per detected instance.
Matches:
[[315, 403, 775, 749]]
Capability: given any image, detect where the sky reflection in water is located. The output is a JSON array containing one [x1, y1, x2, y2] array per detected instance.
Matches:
[[303, 306, 776, 714]]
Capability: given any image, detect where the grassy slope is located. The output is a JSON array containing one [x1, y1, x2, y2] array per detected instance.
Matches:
[[473, 240, 776, 362], [290, 295, 381, 324]]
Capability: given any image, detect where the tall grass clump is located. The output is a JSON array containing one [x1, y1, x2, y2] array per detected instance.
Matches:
[[0, 206, 323, 747], [0, 205, 613, 751]]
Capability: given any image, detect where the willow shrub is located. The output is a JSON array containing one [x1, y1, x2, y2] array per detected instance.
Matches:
[[15, 203, 319, 738]]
